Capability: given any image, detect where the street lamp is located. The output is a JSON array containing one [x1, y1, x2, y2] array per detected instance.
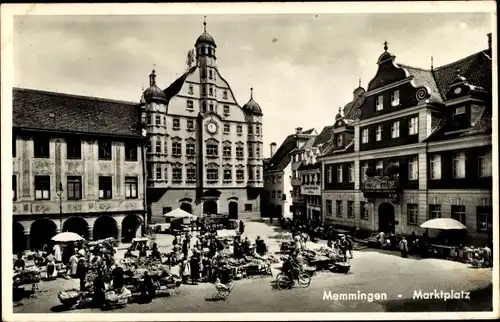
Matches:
[[56, 181, 63, 232]]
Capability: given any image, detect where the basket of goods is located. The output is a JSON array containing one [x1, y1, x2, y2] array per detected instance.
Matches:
[[332, 262, 351, 274], [58, 288, 82, 307], [13, 268, 41, 286]]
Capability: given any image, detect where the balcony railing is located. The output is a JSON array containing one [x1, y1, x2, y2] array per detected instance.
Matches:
[[362, 176, 398, 191], [361, 176, 400, 201]]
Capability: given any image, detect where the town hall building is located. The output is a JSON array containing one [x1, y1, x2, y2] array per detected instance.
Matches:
[[142, 20, 264, 223]]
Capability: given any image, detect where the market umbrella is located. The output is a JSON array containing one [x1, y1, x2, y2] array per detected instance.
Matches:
[[163, 208, 195, 219], [420, 218, 467, 230], [51, 232, 85, 242]]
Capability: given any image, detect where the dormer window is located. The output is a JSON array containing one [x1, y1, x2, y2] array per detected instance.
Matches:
[[201, 86, 207, 96], [453, 106, 469, 128], [209, 69, 213, 79], [187, 100, 194, 110], [376, 95, 384, 111], [188, 85, 194, 95], [209, 103, 214, 112], [391, 90, 400, 106], [209, 86, 213, 96], [223, 90, 228, 99], [223, 105, 230, 114], [336, 135, 343, 147]]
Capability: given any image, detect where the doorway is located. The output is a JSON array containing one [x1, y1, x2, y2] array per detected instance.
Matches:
[[203, 200, 218, 215], [378, 202, 395, 233], [228, 201, 238, 219]]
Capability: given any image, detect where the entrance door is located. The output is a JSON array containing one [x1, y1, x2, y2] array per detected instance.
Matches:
[[378, 202, 395, 233], [228, 201, 238, 219], [203, 200, 218, 215], [313, 210, 321, 225]]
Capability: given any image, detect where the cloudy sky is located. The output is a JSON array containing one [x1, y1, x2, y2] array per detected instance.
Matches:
[[13, 11, 492, 157]]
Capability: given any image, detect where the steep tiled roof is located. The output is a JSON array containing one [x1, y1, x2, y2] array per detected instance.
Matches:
[[13, 88, 142, 138], [398, 64, 443, 103], [313, 126, 334, 148], [264, 135, 297, 172], [423, 50, 492, 142], [424, 106, 492, 141], [432, 50, 491, 99]]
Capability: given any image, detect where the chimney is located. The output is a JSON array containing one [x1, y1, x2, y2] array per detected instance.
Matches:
[[487, 33, 492, 51], [295, 127, 303, 134], [270, 142, 277, 158]]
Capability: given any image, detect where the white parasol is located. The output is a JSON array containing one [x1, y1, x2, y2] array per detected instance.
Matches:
[[51, 232, 85, 242], [163, 208, 195, 219], [420, 218, 467, 230]]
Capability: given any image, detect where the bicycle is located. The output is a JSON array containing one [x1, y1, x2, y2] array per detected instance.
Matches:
[[275, 271, 311, 290]]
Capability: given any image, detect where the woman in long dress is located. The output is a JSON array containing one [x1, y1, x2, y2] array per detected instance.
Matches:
[[69, 250, 79, 277], [180, 257, 190, 284], [53, 243, 62, 263], [46, 253, 56, 280]]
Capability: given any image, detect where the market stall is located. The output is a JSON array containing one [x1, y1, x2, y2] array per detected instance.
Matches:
[[278, 232, 295, 254], [58, 257, 182, 311], [13, 267, 42, 298], [298, 246, 351, 274]]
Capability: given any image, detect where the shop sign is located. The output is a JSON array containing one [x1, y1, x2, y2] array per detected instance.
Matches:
[[301, 186, 321, 195]]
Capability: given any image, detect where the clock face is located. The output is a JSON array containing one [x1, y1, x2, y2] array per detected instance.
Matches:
[[454, 87, 462, 94], [206, 121, 218, 134]]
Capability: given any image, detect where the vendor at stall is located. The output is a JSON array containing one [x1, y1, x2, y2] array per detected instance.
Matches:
[[14, 253, 26, 271], [93, 271, 106, 308], [139, 243, 149, 258], [233, 237, 242, 258], [242, 237, 251, 255], [112, 266, 125, 290], [77, 257, 88, 291], [138, 271, 155, 304], [150, 243, 161, 260], [255, 236, 267, 256]]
